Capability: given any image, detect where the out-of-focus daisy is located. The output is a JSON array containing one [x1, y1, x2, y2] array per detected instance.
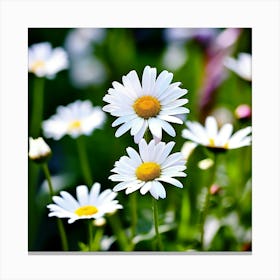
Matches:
[[103, 66, 189, 143], [162, 43, 188, 71], [28, 42, 69, 79], [182, 116, 252, 151], [224, 52, 252, 81], [109, 139, 186, 200], [42, 100, 106, 140], [47, 183, 123, 224], [28, 137, 51, 163]]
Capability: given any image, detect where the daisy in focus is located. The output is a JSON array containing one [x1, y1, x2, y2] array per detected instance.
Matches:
[[109, 139, 186, 199], [47, 183, 123, 224], [28, 42, 69, 79], [28, 137, 51, 163], [103, 66, 189, 143], [182, 116, 252, 151], [42, 100, 106, 140]]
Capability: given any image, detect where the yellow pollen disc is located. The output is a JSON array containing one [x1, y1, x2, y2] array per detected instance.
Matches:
[[68, 120, 82, 132], [133, 95, 161, 119], [31, 60, 45, 72], [223, 142, 229, 149], [75, 205, 98, 217], [136, 162, 161, 181], [208, 138, 215, 147]]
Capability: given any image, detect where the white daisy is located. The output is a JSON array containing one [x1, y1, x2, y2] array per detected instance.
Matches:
[[109, 139, 187, 200], [182, 116, 252, 151], [42, 100, 106, 140], [28, 137, 51, 163], [224, 52, 252, 81], [28, 42, 69, 79], [103, 66, 189, 143], [47, 183, 123, 224]]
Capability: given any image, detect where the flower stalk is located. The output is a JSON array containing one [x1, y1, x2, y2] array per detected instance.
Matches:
[[200, 153, 217, 250], [30, 77, 45, 137], [42, 163, 69, 251], [153, 197, 163, 251]]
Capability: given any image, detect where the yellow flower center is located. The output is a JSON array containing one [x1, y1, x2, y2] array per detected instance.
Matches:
[[68, 120, 82, 132], [75, 205, 98, 216], [223, 142, 229, 149], [133, 95, 161, 119], [136, 162, 161, 181], [30, 60, 45, 72], [208, 138, 215, 147]]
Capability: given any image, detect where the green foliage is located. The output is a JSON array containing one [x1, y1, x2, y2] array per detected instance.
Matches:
[[28, 28, 252, 252]]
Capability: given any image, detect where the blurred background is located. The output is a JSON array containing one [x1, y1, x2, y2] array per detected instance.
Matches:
[[28, 28, 252, 252]]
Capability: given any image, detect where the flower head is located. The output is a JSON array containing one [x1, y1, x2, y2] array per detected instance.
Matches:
[[103, 66, 189, 143], [109, 139, 186, 199], [42, 100, 106, 140], [28, 137, 51, 163], [47, 183, 123, 224], [28, 42, 69, 79], [182, 116, 252, 151], [224, 52, 252, 81]]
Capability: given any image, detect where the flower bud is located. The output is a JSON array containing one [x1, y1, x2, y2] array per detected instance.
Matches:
[[28, 137, 51, 163], [210, 184, 221, 195], [235, 104, 251, 121]]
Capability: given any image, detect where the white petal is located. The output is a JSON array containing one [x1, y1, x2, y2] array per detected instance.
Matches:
[[76, 185, 89, 205], [111, 114, 137, 127], [142, 66, 156, 94], [134, 120, 148, 143], [216, 123, 233, 146], [155, 118, 176, 137], [126, 147, 142, 165], [158, 115, 183, 124], [131, 118, 145, 136], [148, 118, 162, 140], [140, 181, 152, 195], [205, 116, 218, 139], [115, 121, 133, 137], [89, 182, 101, 204], [157, 176, 183, 188], [157, 141, 175, 164]]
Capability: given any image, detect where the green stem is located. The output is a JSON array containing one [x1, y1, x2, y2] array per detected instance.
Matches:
[[108, 214, 130, 251], [76, 137, 92, 186], [88, 220, 93, 251], [200, 153, 217, 250], [153, 198, 163, 251], [30, 77, 45, 137], [91, 226, 104, 251], [130, 192, 137, 248], [42, 163, 69, 251]]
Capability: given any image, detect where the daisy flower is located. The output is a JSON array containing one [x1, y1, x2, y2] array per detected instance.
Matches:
[[42, 100, 106, 140], [47, 183, 123, 224], [224, 52, 252, 81], [109, 139, 186, 200], [103, 66, 189, 143], [182, 116, 252, 151], [28, 137, 51, 163], [28, 42, 69, 79]]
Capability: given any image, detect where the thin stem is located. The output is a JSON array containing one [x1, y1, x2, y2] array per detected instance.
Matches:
[[42, 163, 69, 251], [130, 192, 137, 248], [30, 77, 45, 137], [152, 197, 163, 251], [91, 226, 104, 251], [200, 153, 217, 250], [88, 220, 93, 251], [108, 214, 130, 251], [76, 136, 92, 186]]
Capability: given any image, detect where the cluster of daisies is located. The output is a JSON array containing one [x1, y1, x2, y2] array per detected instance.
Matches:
[[28, 42, 252, 249]]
